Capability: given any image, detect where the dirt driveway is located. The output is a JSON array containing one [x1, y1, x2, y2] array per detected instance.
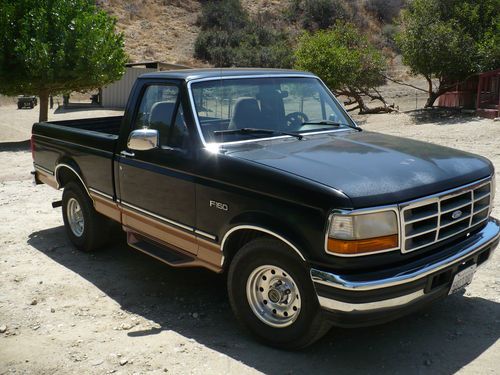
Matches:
[[0, 104, 499, 374]]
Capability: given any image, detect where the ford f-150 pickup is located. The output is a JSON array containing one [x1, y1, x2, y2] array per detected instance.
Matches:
[[31, 69, 499, 349]]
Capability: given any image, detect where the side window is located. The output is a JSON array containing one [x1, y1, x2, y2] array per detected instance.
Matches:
[[134, 85, 187, 148]]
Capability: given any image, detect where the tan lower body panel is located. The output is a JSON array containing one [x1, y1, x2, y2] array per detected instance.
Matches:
[[36, 170, 58, 189], [126, 230, 222, 273], [121, 206, 198, 255], [119, 204, 223, 272], [91, 193, 121, 222], [197, 237, 224, 268]]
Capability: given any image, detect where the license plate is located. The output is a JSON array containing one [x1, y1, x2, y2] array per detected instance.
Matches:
[[448, 264, 476, 295]]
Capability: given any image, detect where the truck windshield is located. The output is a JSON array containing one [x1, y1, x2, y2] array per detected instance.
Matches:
[[190, 77, 356, 144]]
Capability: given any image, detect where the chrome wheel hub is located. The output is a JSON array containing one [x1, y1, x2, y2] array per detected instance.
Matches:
[[67, 197, 84, 237], [246, 265, 302, 328]]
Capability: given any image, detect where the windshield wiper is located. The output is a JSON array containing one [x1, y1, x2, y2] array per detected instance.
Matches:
[[213, 128, 303, 140], [301, 120, 362, 131], [301, 120, 344, 126]]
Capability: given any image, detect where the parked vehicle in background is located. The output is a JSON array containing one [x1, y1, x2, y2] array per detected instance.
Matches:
[[31, 69, 499, 349], [17, 95, 37, 109]]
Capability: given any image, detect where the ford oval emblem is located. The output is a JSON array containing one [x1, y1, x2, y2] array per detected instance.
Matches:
[[451, 210, 463, 220]]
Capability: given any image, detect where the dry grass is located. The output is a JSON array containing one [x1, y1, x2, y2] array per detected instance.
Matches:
[[99, 0, 205, 66]]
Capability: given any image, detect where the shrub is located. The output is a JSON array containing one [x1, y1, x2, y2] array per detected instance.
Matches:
[[382, 24, 400, 51], [194, 0, 294, 68], [365, 0, 406, 23], [303, 0, 347, 30], [197, 0, 247, 31], [286, 0, 348, 30]]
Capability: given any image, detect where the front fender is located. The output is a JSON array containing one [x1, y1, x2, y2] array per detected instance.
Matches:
[[220, 210, 314, 262]]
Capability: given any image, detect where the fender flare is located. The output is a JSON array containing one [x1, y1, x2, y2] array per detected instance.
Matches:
[[54, 163, 93, 202], [220, 225, 307, 262]]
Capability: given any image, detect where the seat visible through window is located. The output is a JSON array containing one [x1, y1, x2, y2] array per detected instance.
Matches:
[[229, 97, 262, 130], [149, 101, 176, 145]]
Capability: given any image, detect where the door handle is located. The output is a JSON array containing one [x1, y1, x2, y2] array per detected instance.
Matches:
[[120, 150, 135, 158]]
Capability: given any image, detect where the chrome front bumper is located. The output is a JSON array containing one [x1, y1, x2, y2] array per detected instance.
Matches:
[[311, 218, 499, 316]]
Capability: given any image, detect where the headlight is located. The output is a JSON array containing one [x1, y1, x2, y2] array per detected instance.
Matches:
[[326, 210, 399, 256]]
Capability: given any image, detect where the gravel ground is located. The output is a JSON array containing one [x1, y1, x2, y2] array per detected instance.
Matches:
[[0, 104, 499, 374]]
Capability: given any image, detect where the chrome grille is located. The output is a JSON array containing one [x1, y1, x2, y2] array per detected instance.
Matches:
[[401, 179, 492, 252]]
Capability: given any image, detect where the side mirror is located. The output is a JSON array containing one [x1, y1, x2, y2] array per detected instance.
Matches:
[[127, 128, 159, 151]]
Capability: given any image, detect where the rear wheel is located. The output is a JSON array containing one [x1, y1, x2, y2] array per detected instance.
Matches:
[[227, 238, 330, 349], [62, 181, 110, 252]]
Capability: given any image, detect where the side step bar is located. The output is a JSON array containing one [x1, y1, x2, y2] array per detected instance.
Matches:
[[126, 231, 195, 266]]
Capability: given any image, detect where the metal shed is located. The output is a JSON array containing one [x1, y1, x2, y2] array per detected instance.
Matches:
[[101, 61, 189, 108]]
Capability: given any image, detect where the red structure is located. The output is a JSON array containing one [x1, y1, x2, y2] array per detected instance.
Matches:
[[476, 68, 500, 119], [438, 76, 478, 109], [438, 68, 500, 118]]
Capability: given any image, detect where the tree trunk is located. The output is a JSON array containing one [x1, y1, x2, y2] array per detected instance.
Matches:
[[359, 106, 397, 114], [349, 89, 370, 113], [424, 91, 441, 108], [38, 91, 49, 122], [347, 88, 397, 114], [423, 77, 451, 108]]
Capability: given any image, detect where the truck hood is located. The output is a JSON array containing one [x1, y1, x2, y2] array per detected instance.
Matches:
[[225, 130, 493, 208]]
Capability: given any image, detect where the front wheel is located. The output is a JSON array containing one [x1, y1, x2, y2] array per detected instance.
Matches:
[[227, 238, 330, 349]]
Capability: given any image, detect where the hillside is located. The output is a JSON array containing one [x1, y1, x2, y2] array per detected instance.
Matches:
[[0, 1, 409, 106], [98, 0, 403, 67], [98, 0, 203, 66]]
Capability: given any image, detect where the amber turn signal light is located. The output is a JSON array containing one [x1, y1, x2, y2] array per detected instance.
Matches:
[[327, 234, 398, 255]]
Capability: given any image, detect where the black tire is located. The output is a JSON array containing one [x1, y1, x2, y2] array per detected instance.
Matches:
[[62, 181, 110, 252], [227, 238, 330, 349], [30, 102, 34, 109], [17, 103, 22, 109]]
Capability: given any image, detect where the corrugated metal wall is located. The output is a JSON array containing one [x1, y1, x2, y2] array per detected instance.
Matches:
[[101, 67, 157, 108]]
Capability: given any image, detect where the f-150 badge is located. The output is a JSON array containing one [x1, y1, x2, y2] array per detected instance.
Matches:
[[210, 200, 229, 211]]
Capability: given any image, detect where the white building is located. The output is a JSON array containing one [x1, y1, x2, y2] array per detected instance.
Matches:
[[101, 61, 189, 108]]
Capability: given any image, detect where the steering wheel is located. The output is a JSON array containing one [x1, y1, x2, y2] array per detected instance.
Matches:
[[285, 112, 308, 130]]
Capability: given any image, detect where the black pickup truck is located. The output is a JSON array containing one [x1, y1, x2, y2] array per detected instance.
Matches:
[[32, 69, 499, 349]]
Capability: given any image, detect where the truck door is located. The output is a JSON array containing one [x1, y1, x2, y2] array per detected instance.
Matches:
[[117, 83, 197, 255]]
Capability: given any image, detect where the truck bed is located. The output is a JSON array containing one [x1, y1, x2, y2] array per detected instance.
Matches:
[[41, 116, 122, 135], [32, 116, 123, 197]]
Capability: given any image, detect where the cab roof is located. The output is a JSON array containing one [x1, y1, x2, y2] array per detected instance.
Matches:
[[139, 68, 316, 82]]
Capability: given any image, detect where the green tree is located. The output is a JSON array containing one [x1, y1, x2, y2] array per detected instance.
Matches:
[[396, 0, 500, 107], [0, 0, 127, 121], [295, 22, 391, 114]]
